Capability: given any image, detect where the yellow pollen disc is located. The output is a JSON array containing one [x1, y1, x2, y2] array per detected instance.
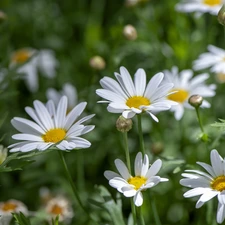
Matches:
[[211, 175, 225, 192], [128, 176, 147, 190], [2, 202, 18, 211], [126, 96, 150, 109], [42, 128, 66, 143], [11, 49, 32, 64], [50, 204, 63, 215], [203, 0, 221, 6], [167, 88, 189, 103]]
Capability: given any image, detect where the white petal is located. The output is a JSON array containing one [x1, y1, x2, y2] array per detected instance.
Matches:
[[133, 191, 143, 207], [217, 202, 225, 224], [134, 152, 143, 176], [196, 190, 218, 208], [122, 110, 136, 119], [211, 149, 224, 176], [122, 186, 136, 197], [115, 159, 131, 180], [183, 187, 212, 198], [104, 171, 121, 180], [134, 68, 146, 96], [146, 159, 162, 178]]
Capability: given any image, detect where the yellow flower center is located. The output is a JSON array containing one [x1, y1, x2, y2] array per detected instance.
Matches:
[[42, 129, 66, 143], [126, 96, 150, 109], [211, 175, 225, 192], [203, 0, 221, 6], [167, 88, 189, 103], [216, 73, 225, 83], [11, 49, 32, 64], [128, 176, 147, 190], [2, 202, 18, 212], [49, 204, 63, 215]]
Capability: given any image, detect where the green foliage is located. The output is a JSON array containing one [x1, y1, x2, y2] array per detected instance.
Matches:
[[13, 212, 31, 225]]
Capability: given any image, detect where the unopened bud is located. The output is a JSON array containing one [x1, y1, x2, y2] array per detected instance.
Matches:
[[0, 145, 7, 164], [151, 142, 164, 155], [218, 5, 225, 26], [123, 25, 137, 41], [188, 95, 203, 108], [116, 116, 133, 132], [89, 56, 106, 70], [0, 11, 7, 23]]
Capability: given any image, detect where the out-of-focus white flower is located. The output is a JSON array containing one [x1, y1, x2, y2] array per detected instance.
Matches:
[[180, 149, 225, 224], [46, 83, 77, 111], [0, 199, 28, 225], [10, 48, 58, 92], [176, 0, 224, 15], [163, 66, 216, 120], [8, 96, 95, 152], [0, 145, 7, 164], [45, 196, 74, 224], [96, 66, 177, 122], [104, 152, 168, 207]]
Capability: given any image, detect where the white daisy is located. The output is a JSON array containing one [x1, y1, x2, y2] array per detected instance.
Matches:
[[180, 149, 225, 224], [163, 66, 216, 120], [96, 66, 176, 122], [193, 45, 225, 80], [10, 48, 58, 92], [8, 96, 95, 152], [104, 152, 168, 207], [175, 0, 224, 15], [45, 196, 74, 224], [46, 83, 77, 111], [0, 199, 28, 225]]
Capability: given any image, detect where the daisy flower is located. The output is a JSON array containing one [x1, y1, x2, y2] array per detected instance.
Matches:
[[193, 45, 225, 83], [180, 149, 225, 224], [163, 66, 216, 120], [45, 196, 74, 224], [0, 199, 28, 225], [175, 0, 224, 15], [46, 83, 77, 112], [104, 152, 168, 206], [8, 96, 95, 152], [10, 48, 58, 92], [96, 66, 176, 122]]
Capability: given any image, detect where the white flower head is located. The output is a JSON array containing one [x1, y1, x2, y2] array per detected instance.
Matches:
[[0, 199, 28, 225], [0, 145, 7, 164], [163, 66, 216, 120], [175, 0, 224, 15], [104, 152, 168, 207], [193, 45, 225, 78], [46, 83, 77, 111], [10, 48, 58, 93], [45, 196, 74, 224], [180, 149, 225, 224], [96, 66, 176, 122], [8, 96, 95, 152]]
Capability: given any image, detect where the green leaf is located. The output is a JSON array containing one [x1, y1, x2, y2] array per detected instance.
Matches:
[[13, 212, 31, 225], [89, 185, 126, 225], [211, 119, 225, 130]]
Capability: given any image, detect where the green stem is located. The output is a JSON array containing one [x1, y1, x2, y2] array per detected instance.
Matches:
[[123, 132, 131, 172], [58, 151, 97, 224], [136, 206, 145, 225], [195, 107, 204, 133], [130, 199, 137, 225], [137, 115, 145, 155], [150, 193, 162, 225]]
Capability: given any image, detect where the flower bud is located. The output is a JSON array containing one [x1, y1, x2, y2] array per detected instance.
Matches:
[[188, 95, 203, 108], [116, 116, 133, 132], [0, 11, 7, 23], [89, 56, 106, 70], [218, 5, 225, 26], [0, 145, 7, 164], [151, 142, 164, 155], [123, 25, 137, 41]]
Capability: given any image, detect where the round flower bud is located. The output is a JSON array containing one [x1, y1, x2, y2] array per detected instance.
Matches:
[[89, 56, 106, 70], [151, 142, 164, 155], [0, 11, 7, 23], [123, 25, 137, 41], [188, 95, 203, 108], [218, 5, 225, 26], [116, 116, 133, 132]]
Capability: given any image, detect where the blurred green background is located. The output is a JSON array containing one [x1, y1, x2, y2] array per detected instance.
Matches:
[[0, 0, 225, 224]]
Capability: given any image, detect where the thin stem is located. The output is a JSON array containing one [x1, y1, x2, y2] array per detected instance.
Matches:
[[123, 132, 131, 172], [195, 107, 204, 133], [58, 151, 98, 224], [150, 193, 162, 225], [137, 114, 145, 155], [130, 199, 137, 225], [136, 206, 145, 225]]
